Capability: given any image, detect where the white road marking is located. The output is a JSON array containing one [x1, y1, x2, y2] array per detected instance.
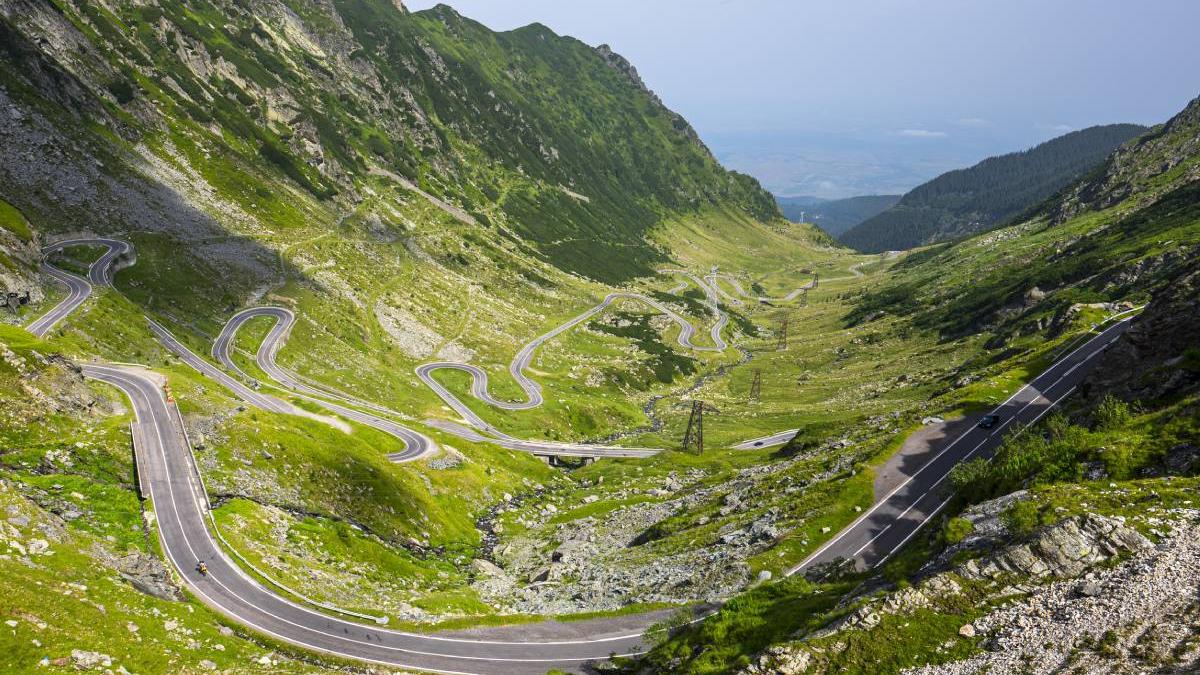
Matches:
[[788, 317, 1133, 576]]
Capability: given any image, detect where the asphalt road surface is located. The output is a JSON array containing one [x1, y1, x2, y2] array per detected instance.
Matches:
[[705, 272, 815, 305], [29, 237, 1141, 673], [789, 315, 1136, 575], [83, 363, 671, 675], [26, 238, 131, 337], [733, 428, 803, 450], [412, 271, 740, 456], [202, 307, 436, 463]]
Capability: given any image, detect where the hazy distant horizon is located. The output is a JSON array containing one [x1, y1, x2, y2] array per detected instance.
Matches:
[[406, 0, 1199, 198]]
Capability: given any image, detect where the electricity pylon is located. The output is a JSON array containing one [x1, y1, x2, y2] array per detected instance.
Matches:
[[682, 400, 705, 454]]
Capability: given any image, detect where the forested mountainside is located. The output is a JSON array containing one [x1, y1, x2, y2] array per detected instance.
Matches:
[[777, 194, 901, 237], [641, 94, 1200, 675], [0, 0, 778, 282], [840, 123, 1147, 252]]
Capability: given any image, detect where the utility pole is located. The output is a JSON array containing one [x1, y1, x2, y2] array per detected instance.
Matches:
[[682, 400, 705, 455], [749, 369, 762, 403], [776, 315, 789, 351]]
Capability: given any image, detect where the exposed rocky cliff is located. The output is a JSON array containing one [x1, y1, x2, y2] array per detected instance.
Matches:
[[738, 500, 1173, 675], [1051, 94, 1200, 223], [1079, 258, 1200, 406]]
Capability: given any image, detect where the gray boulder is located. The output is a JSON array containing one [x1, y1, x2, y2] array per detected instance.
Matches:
[[960, 513, 1150, 581]]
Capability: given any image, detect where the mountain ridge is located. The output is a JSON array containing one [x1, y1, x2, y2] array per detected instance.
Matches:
[[840, 123, 1148, 252], [0, 0, 781, 282]]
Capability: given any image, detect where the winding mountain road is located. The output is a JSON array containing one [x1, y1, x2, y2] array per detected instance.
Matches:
[[26, 238, 130, 337], [82, 362, 670, 675], [23, 238, 1137, 673], [704, 272, 815, 306], [411, 281, 729, 456], [212, 306, 656, 459]]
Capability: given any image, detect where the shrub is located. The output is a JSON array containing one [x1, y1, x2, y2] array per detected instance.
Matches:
[[943, 517, 974, 544], [106, 78, 136, 104], [949, 457, 993, 493], [1099, 444, 1136, 480], [1095, 394, 1133, 432], [1002, 499, 1042, 536]]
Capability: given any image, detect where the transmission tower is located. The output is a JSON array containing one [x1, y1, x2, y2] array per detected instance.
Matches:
[[776, 314, 789, 351], [682, 400, 705, 455], [800, 289, 808, 307], [812, 271, 819, 289], [749, 369, 762, 403]]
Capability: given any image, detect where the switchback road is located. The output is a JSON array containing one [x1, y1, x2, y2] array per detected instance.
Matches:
[[83, 362, 668, 675], [26, 238, 130, 337], [25, 238, 1138, 673]]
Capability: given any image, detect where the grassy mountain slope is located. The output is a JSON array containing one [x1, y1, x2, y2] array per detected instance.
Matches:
[[841, 124, 1147, 252], [0, 0, 778, 283], [777, 194, 901, 237], [638, 94, 1200, 675], [1, 1, 1193, 672], [0, 0, 843, 660], [851, 97, 1200, 343]]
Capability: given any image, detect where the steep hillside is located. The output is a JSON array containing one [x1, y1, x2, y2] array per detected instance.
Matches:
[[1049, 95, 1200, 223], [639, 93, 1200, 675], [841, 124, 1146, 252], [848, 97, 1200, 342], [0, 0, 777, 283], [778, 194, 901, 237]]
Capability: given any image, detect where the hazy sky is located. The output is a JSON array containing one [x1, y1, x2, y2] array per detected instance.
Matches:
[[406, 1, 1200, 197]]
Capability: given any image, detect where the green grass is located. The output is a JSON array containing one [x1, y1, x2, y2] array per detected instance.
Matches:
[[0, 480, 326, 673], [0, 198, 32, 241]]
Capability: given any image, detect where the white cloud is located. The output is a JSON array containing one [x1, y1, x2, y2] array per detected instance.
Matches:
[[955, 117, 992, 127], [899, 128, 948, 138], [1037, 123, 1075, 133]]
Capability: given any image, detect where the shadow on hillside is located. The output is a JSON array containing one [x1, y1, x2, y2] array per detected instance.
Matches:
[[0, 26, 321, 333]]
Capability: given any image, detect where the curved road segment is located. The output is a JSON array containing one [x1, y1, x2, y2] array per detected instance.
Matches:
[[83, 363, 662, 675], [26, 238, 131, 337], [205, 307, 436, 462], [24, 237, 1136, 672], [412, 279, 728, 455], [212, 307, 654, 459], [704, 272, 815, 306]]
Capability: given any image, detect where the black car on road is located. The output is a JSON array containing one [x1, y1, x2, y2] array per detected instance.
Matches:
[[978, 414, 1001, 429]]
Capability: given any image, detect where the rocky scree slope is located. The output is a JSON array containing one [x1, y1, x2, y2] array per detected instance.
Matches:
[[737, 492, 1199, 675], [841, 124, 1146, 253], [0, 0, 779, 283], [1048, 94, 1200, 224]]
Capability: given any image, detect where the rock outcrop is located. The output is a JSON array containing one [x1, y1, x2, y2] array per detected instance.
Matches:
[[1080, 258, 1200, 405], [1051, 94, 1200, 223], [737, 508, 1154, 675], [906, 511, 1200, 675], [958, 513, 1150, 581]]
